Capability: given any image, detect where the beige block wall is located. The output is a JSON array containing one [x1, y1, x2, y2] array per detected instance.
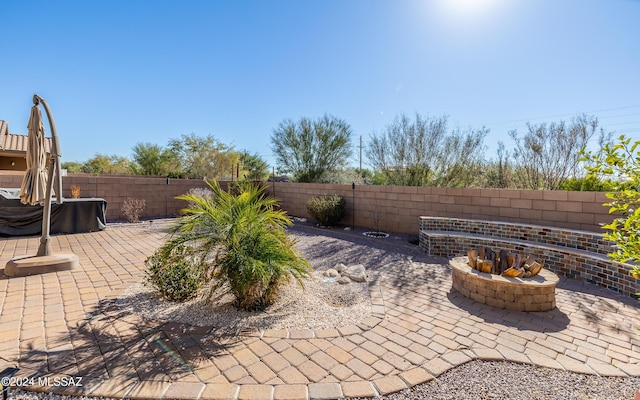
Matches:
[[0, 173, 614, 233], [0, 173, 212, 222], [265, 182, 613, 234]]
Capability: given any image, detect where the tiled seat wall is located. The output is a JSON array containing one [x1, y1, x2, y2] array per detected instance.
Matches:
[[419, 216, 614, 255], [419, 217, 638, 300]]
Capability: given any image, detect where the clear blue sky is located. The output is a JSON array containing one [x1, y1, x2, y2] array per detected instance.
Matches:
[[1, 0, 639, 169]]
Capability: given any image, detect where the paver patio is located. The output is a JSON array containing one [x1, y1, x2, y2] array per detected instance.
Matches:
[[0, 223, 639, 400]]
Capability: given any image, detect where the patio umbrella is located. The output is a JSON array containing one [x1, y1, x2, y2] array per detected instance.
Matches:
[[4, 94, 78, 277], [19, 105, 48, 205]]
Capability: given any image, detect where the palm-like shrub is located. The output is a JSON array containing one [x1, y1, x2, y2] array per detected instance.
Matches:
[[163, 180, 311, 311]]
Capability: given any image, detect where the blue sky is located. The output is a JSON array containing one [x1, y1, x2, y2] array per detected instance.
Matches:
[[1, 0, 639, 169]]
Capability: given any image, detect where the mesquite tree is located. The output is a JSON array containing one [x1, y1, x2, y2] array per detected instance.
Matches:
[[509, 114, 599, 190], [366, 113, 487, 187], [271, 114, 353, 183]]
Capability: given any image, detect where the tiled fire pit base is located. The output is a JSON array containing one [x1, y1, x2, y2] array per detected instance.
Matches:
[[450, 256, 559, 312]]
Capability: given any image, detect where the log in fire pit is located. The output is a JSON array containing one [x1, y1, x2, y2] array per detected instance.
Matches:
[[450, 247, 559, 312]]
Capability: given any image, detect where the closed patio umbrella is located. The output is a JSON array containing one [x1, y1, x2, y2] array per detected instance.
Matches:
[[19, 105, 48, 205], [4, 94, 78, 277]]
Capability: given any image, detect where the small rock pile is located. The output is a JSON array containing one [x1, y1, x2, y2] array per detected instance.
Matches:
[[322, 263, 368, 284]]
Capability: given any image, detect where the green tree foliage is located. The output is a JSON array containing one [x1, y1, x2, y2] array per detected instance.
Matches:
[[240, 151, 269, 181], [271, 114, 353, 183], [366, 113, 487, 187], [581, 135, 640, 279], [509, 114, 600, 190], [318, 168, 367, 185], [162, 180, 311, 311], [482, 142, 514, 188], [131, 142, 178, 176], [61, 161, 83, 173], [558, 176, 618, 191], [168, 133, 239, 179], [81, 154, 133, 175]]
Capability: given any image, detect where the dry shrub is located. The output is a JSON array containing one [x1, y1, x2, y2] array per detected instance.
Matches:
[[70, 185, 81, 199], [121, 198, 146, 223]]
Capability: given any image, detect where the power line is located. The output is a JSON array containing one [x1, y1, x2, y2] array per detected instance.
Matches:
[[482, 105, 640, 126]]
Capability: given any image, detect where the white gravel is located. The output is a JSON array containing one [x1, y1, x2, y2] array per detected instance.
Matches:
[[117, 269, 372, 333]]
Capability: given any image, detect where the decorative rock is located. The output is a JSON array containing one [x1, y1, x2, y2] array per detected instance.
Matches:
[[334, 263, 347, 273], [323, 269, 339, 278], [343, 264, 367, 282], [337, 276, 352, 284]]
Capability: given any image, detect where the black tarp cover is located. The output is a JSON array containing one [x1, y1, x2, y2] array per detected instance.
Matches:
[[0, 188, 107, 236]]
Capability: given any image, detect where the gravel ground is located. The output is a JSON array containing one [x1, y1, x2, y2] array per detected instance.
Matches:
[[6, 219, 640, 399]]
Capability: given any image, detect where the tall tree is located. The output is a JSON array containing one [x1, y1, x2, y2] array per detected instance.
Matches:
[[168, 133, 238, 179], [131, 142, 176, 176], [271, 114, 353, 183], [61, 161, 83, 174], [81, 154, 133, 175], [482, 142, 513, 188], [509, 114, 599, 190], [240, 151, 269, 181], [366, 113, 487, 187]]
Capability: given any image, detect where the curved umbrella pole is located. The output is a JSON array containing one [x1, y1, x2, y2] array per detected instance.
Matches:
[[4, 95, 78, 277], [33, 94, 63, 257]]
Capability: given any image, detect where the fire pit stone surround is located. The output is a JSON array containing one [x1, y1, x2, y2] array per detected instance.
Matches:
[[450, 256, 559, 311], [419, 216, 639, 300]]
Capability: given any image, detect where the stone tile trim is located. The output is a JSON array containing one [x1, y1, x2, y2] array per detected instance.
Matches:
[[419, 216, 613, 256], [419, 218, 638, 300]]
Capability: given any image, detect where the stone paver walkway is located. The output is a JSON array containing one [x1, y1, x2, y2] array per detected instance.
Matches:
[[0, 223, 639, 400]]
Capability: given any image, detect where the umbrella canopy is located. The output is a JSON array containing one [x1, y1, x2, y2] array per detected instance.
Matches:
[[19, 105, 48, 205]]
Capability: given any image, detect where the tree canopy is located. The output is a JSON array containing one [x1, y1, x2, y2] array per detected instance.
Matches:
[[366, 113, 487, 187], [582, 135, 640, 278], [271, 114, 353, 183], [509, 114, 600, 190]]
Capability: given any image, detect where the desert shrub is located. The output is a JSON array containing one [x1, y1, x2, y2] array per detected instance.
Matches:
[[121, 198, 146, 223], [70, 185, 81, 198], [145, 244, 203, 301], [186, 187, 214, 208], [187, 186, 214, 200], [306, 194, 346, 226], [164, 180, 311, 311]]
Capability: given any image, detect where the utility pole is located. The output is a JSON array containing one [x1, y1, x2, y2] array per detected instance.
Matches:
[[359, 135, 363, 177]]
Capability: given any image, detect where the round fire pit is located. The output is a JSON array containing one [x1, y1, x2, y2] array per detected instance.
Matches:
[[450, 257, 559, 312]]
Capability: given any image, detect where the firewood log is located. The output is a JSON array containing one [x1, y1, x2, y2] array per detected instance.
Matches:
[[528, 261, 542, 276], [498, 250, 510, 275], [502, 267, 522, 278], [467, 249, 478, 269], [512, 254, 526, 270]]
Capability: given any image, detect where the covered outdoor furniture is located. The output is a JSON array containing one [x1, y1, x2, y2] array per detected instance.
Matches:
[[0, 188, 106, 236]]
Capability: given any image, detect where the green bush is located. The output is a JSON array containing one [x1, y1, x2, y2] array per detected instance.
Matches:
[[306, 194, 346, 226], [164, 180, 311, 311], [145, 244, 203, 302]]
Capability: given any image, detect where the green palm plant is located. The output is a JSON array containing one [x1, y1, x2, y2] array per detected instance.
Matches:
[[164, 180, 311, 311]]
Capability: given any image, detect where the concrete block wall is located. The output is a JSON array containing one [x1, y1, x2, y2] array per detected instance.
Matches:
[[0, 174, 615, 232], [0, 173, 212, 221], [265, 183, 614, 234]]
